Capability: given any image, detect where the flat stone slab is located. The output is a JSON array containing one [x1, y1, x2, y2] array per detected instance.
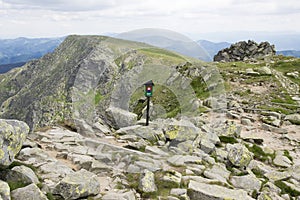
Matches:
[[188, 180, 254, 200]]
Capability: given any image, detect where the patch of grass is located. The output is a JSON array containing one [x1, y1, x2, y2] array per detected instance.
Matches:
[[272, 58, 300, 85], [245, 144, 275, 162], [139, 48, 183, 59], [251, 168, 265, 179], [7, 181, 28, 191], [46, 193, 56, 200], [190, 77, 210, 99], [275, 180, 300, 197], [94, 91, 103, 105], [252, 190, 259, 199], [219, 136, 238, 144], [283, 150, 293, 162]]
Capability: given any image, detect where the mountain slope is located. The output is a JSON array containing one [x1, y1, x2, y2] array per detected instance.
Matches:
[[0, 35, 212, 134]]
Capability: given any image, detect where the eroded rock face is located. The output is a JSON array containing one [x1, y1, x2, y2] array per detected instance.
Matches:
[[0, 119, 29, 167], [214, 40, 276, 62]]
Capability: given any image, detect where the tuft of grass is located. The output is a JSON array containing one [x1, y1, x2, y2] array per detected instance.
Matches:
[[275, 180, 300, 197], [283, 150, 293, 162], [219, 136, 238, 144], [245, 144, 275, 162], [190, 77, 210, 99]]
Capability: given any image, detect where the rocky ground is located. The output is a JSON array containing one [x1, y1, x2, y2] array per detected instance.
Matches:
[[1, 105, 300, 199]]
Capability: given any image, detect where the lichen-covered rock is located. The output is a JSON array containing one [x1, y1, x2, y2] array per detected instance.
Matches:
[[138, 169, 157, 194], [0, 180, 10, 200], [188, 180, 254, 200], [227, 143, 252, 168], [11, 183, 47, 200], [0, 119, 29, 167], [0, 165, 39, 186], [53, 169, 100, 199]]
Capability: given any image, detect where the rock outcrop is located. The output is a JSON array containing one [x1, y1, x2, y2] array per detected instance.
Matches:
[[214, 40, 276, 62], [0, 119, 29, 167]]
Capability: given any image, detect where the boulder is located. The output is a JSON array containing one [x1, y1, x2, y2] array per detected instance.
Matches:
[[138, 169, 157, 194], [167, 155, 202, 167], [188, 180, 254, 200], [227, 143, 252, 168], [230, 174, 262, 191], [246, 68, 260, 76], [0, 180, 10, 200], [203, 163, 230, 184], [106, 107, 137, 129], [0, 119, 29, 167], [285, 114, 300, 125], [170, 188, 189, 200], [53, 169, 100, 199], [11, 183, 47, 200], [0, 165, 39, 185], [258, 66, 272, 75], [273, 152, 293, 168], [261, 116, 281, 127], [102, 190, 136, 200], [116, 125, 161, 143], [162, 170, 182, 187]]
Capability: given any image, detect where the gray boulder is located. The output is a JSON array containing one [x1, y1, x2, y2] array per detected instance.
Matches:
[[203, 163, 230, 184], [0, 180, 10, 200], [53, 169, 100, 199], [11, 183, 47, 200], [258, 66, 272, 75], [227, 143, 252, 168], [138, 169, 157, 194], [106, 107, 137, 129], [116, 125, 162, 143], [188, 180, 254, 200], [285, 114, 300, 125], [230, 174, 262, 191], [0, 119, 29, 167], [273, 152, 293, 168], [102, 190, 136, 200]]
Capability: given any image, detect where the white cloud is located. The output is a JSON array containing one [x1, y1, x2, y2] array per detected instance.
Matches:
[[0, 0, 300, 38]]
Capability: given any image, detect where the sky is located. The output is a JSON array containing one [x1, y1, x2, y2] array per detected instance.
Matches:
[[1, 0, 300, 42]]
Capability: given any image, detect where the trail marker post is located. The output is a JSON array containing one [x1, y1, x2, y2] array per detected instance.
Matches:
[[143, 80, 154, 126]]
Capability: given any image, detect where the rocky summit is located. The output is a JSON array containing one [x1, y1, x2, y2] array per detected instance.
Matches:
[[214, 40, 276, 62], [0, 35, 299, 200]]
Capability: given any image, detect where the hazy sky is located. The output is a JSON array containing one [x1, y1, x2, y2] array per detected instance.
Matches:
[[1, 0, 300, 40]]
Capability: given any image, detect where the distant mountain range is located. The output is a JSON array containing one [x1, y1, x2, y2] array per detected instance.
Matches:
[[0, 37, 65, 73], [0, 35, 299, 74]]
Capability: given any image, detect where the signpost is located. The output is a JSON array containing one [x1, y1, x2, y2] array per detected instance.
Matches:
[[143, 80, 154, 126]]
